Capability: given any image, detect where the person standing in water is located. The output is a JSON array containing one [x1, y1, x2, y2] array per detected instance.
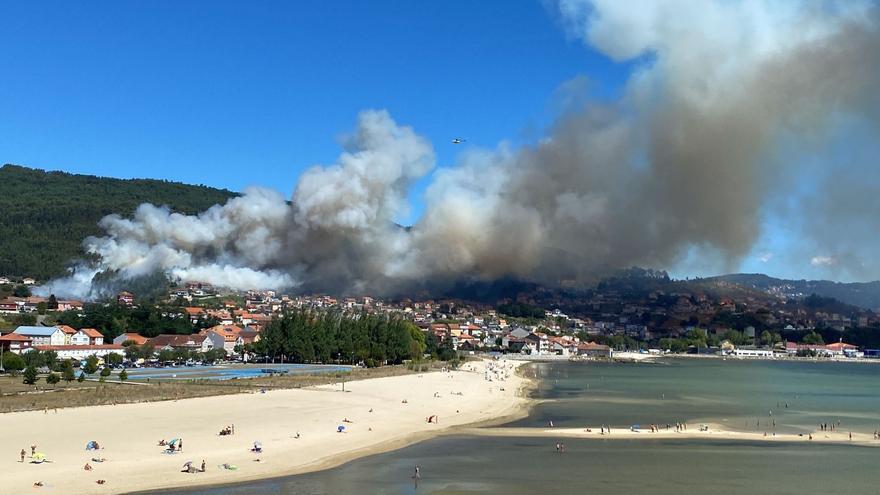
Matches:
[[414, 465, 421, 479]]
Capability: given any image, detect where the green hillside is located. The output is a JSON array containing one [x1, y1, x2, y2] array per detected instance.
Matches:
[[0, 164, 236, 280]]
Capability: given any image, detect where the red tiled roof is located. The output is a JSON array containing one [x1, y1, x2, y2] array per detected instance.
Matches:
[[56, 325, 78, 335], [81, 328, 103, 338], [117, 333, 149, 345]]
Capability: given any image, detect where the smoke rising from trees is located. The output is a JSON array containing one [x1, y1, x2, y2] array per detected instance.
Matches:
[[43, 0, 880, 299]]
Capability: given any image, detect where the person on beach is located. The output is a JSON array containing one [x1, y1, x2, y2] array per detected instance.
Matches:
[[414, 465, 421, 479], [201, 459, 206, 472], [232, 424, 235, 435], [31, 445, 36, 457], [84, 463, 93, 471], [179, 439, 183, 451], [20, 449, 26, 463]]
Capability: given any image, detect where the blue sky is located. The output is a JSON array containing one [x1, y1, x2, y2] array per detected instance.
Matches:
[[1, 1, 862, 282], [0, 1, 628, 206]]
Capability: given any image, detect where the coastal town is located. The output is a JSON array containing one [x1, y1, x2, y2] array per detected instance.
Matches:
[[2, 270, 879, 373]]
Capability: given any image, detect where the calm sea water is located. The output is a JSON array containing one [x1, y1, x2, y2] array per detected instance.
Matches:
[[158, 359, 880, 495], [515, 359, 880, 433]]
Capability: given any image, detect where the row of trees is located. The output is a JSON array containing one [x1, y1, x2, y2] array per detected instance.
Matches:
[[1, 349, 124, 374], [119, 340, 227, 364], [247, 309, 427, 366], [4, 351, 127, 385]]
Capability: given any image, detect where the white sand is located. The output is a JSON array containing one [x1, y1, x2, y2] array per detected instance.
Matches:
[[466, 423, 880, 446], [0, 360, 529, 495]]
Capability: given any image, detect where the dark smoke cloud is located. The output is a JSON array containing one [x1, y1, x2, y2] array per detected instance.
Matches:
[[41, 0, 880, 298]]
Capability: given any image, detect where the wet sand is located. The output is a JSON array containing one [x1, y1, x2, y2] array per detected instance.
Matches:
[[465, 423, 880, 446]]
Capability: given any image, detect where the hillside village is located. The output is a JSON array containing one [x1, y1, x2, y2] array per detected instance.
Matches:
[[2, 271, 880, 367]]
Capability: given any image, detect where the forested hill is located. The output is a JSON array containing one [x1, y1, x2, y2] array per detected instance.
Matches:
[[706, 273, 880, 310], [0, 164, 236, 280]]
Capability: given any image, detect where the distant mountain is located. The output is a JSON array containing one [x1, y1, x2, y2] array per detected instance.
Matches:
[[706, 273, 880, 310], [0, 164, 236, 280]]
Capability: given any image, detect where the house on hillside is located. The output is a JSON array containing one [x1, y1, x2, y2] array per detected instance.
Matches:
[[56, 300, 84, 312], [117, 291, 135, 306], [0, 298, 19, 313], [184, 307, 206, 323], [13, 326, 65, 346]]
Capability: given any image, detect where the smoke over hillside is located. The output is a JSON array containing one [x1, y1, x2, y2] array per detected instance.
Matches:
[[43, 1, 880, 299]]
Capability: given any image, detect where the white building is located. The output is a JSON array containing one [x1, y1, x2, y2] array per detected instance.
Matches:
[[732, 348, 774, 358], [14, 326, 66, 346], [71, 328, 104, 346], [34, 344, 124, 361]]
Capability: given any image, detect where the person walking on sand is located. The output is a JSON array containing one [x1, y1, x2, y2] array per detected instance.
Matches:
[[201, 460, 206, 472], [20, 449, 26, 463]]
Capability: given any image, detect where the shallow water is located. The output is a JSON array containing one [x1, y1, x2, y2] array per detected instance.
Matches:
[[515, 359, 880, 433], [159, 359, 880, 494]]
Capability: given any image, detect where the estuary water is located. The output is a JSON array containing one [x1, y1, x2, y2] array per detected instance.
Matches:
[[161, 359, 880, 495]]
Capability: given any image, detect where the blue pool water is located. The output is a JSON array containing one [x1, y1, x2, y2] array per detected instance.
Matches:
[[126, 363, 352, 381]]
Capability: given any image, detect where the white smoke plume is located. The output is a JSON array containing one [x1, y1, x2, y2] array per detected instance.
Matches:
[[42, 0, 880, 299]]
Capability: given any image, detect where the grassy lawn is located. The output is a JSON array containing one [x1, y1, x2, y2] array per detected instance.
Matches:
[[0, 364, 429, 413]]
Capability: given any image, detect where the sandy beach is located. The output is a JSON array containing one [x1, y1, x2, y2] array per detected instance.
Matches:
[[1, 360, 529, 495], [466, 424, 880, 447]]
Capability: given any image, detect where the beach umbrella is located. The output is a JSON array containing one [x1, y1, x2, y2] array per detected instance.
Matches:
[[169, 438, 180, 446], [337, 425, 346, 433]]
